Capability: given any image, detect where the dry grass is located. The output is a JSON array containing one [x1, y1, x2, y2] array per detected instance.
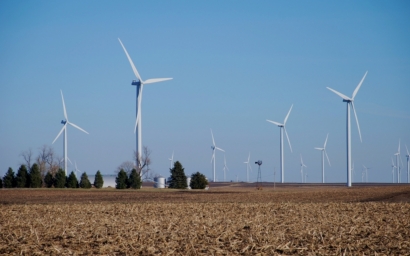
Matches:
[[1, 185, 409, 255]]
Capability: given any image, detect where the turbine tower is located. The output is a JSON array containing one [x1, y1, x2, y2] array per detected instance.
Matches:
[[210, 129, 224, 182], [406, 145, 409, 183], [327, 71, 367, 187], [391, 157, 396, 183], [362, 165, 370, 183], [243, 152, 253, 182], [52, 90, 89, 175], [394, 140, 403, 183], [118, 38, 172, 167], [315, 133, 331, 183], [267, 104, 293, 183], [300, 154, 307, 183]]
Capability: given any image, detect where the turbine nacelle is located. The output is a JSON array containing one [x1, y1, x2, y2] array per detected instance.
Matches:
[[61, 120, 67, 125], [131, 80, 141, 86]]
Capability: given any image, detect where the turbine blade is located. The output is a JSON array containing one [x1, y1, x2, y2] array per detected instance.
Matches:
[[210, 129, 215, 146], [52, 125, 66, 144], [68, 122, 89, 134], [211, 151, 215, 163], [248, 152, 250, 162], [398, 139, 401, 153], [118, 38, 143, 81], [144, 78, 173, 84], [406, 145, 409, 156], [67, 157, 73, 165], [352, 71, 368, 99], [284, 127, 293, 153], [216, 147, 225, 152], [351, 102, 362, 142], [324, 133, 329, 148], [60, 90, 68, 120], [325, 150, 331, 166], [327, 87, 351, 101], [266, 120, 283, 126], [135, 85, 143, 133], [314, 147, 323, 150], [284, 104, 293, 124]]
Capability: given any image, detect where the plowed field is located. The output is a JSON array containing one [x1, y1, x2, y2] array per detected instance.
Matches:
[[1, 184, 409, 255]]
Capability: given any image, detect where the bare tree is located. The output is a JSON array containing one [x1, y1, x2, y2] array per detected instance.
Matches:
[[36, 145, 60, 178], [134, 146, 153, 181], [116, 161, 136, 175], [20, 148, 33, 171]]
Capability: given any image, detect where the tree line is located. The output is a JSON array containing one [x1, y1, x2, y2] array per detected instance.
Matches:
[[0, 164, 104, 189]]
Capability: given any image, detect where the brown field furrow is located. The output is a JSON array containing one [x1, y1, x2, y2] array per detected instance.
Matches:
[[1, 185, 410, 255]]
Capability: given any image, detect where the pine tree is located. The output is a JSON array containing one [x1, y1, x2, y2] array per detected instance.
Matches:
[[128, 168, 142, 189], [79, 172, 92, 188], [54, 169, 66, 188], [93, 170, 104, 188], [0, 177, 2, 188], [115, 169, 128, 189], [16, 165, 29, 188], [44, 172, 54, 188], [66, 171, 79, 188], [190, 172, 209, 189], [169, 161, 187, 189], [3, 167, 15, 188], [29, 163, 42, 188]]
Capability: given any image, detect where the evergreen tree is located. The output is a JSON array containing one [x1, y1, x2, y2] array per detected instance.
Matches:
[[29, 163, 42, 188], [190, 172, 209, 189], [79, 172, 92, 188], [128, 168, 142, 189], [66, 171, 79, 188], [44, 172, 54, 188], [54, 169, 66, 188], [168, 161, 187, 189], [115, 169, 128, 189], [16, 164, 29, 188], [3, 167, 16, 188], [93, 170, 104, 188], [0, 177, 2, 188]]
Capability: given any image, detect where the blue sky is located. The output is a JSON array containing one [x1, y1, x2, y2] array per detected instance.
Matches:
[[1, 0, 409, 183]]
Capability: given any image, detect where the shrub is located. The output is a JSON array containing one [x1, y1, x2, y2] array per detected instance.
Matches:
[[93, 170, 104, 188], [190, 172, 209, 189]]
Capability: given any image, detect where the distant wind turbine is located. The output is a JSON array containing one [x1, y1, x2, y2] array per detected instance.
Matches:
[[394, 139, 403, 183], [74, 161, 81, 179], [118, 38, 172, 166], [210, 129, 224, 182], [300, 154, 307, 183], [223, 155, 229, 182], [244, 152, 253, 182], [169, 151, 174, 169], [391, 157, 396, 183], [315, 133, 331, 183], [52, 90, 89, 175], [362, 165, 370, 183], [406, 145, 409, 183], [267, 104, 293, 183], [327, 71, 367, 187]]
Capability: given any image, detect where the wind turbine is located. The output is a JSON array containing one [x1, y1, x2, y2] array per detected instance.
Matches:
[[169, 151, 174, 169], [327, 71, 367, 187], [362, 165, 370, 183], [74, 161, 81, 179], [267, 104, 293, 183], [300, 154, 307, 183], [406, 145, 409, 183], [210, 129, 224, 182], [118, 38, 172, 166], [223, 155, 229, 182], [394, 139, 403, 183], [315, 133, 331, 183], [243, 152, 253, 182], [52, 90, 89, 175], [391, 157, 396, 183]]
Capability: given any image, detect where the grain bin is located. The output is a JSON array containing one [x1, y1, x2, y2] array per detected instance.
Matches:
[[187, 177, 191, 189], [154, 176, 166, 188]]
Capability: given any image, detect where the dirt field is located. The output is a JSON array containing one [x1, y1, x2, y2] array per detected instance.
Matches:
[[1, 184, 410, 255]]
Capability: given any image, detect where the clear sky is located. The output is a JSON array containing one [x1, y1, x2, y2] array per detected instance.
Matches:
[[1, 0, 409, 183]]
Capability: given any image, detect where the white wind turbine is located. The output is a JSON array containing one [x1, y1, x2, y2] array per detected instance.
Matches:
[[300, 154, 307, 183], [267, 104, 293, 183], [223, 155, 229, 182], [118, 38, 172, 166], [391, 157, 396, 183], [394, 139, 403, 183], [362, 165, 370, 183], [210, 129, 224, 182], [52, 90, 89, 175], [315, 133, 331, 183], [169, 151, 174, 169], [74, 161, 81, 179], [243, 152, 253, 182], [406, 145, 409, 183], [327, 71, 367, 187]]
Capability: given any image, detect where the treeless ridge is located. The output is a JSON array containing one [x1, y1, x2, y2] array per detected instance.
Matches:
[[0, 185, 409, 255]]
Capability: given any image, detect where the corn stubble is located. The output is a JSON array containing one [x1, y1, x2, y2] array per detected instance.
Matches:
[[0, 188, 409, 255]]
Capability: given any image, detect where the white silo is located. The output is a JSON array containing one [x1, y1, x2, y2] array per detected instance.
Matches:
[[154, 176, 166, 188], [187, 177, 191, 189]]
